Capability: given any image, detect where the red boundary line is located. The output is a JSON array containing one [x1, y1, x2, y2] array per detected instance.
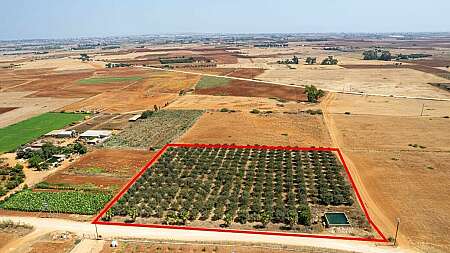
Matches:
[[92, 143, 388, 243]]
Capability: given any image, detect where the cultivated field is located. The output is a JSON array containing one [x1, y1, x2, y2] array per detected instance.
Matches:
[[104, 146, 372, 238], [0, 112, 88, 153], [44, 148, 155, 189], [0, 91, 81, 128], [179, 112, 332, 147], [104, 109, 203, 149], [194, 76, 307, 101]]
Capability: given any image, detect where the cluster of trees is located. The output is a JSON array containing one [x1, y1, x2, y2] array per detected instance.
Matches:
[[105, 62, 131, 68], [0, 163, 25, 196], [159, 56, 194, 64], [304, 85, 325, 103], [321, 56, 339, 65], [16, 142, 87, 170], [305, 57, 317, 65], [363, 50, 392, 61], [277, 56, 299, 64], [110, 147, 353, 229], [396, 53, 432, 60]]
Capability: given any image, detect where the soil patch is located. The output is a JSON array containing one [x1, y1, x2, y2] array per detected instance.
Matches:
[[0, 107, 18, 114], [195, 80, 307, 102], [179, 112, 332, 147]]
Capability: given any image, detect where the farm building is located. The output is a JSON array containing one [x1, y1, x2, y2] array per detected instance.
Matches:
[[79, 130, 112, 139], [128, 114, 142, 122], [45, 129, 76, 138]]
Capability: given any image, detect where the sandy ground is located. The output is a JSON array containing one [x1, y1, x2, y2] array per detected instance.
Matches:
[[258, 67, 450, 99], [178, 111, 332, 147], [331, 114, 450, 152], [0, 91, 81, 128], [321, 93, 450, 253], [327, 93, 450, 117], [63, 91, 178, 113], [19, 58, 97, 71], [167, 94, 318, 112]]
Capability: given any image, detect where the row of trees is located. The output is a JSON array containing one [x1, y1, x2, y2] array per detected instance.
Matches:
[[109, 147, 352, 229]]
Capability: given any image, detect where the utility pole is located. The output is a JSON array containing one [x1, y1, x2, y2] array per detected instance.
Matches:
[[94, 224, 99, 239], [394, 218, 400, 246], [420, 103, 425, 116]]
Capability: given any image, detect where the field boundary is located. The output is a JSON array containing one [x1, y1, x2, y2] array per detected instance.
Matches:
[[92, 143, 388, 243]]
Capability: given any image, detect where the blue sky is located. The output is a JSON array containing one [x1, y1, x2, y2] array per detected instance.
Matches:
[[1, 0, 449, 40]]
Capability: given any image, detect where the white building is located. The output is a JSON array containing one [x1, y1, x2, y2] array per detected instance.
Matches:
[[128, 114, 142, 122], [45, 129, 76, 138], [79, 130, 112, 139]]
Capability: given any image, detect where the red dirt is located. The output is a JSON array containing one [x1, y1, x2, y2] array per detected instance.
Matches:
[[0, 107, 18, 114], [195, 80, 307, 101], [45, 174, 127, 188], [44, 149, 155, 189], [227, 68, 265, 79]]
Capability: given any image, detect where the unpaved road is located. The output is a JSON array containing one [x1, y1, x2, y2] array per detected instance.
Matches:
[[0, 216, 413, 253]]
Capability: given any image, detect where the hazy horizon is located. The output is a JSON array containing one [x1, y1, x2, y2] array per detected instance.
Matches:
[[2, 0, 449, 40]]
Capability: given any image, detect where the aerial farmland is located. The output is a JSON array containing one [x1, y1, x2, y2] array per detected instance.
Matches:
[[0, 2, 450, 252]]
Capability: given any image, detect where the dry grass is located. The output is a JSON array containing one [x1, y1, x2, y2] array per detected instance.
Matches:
[[332, 114, 450, 152], [179, 111, 332, 147]]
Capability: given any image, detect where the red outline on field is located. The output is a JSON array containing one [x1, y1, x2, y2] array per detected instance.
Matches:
[[92, 143, 388, 243]]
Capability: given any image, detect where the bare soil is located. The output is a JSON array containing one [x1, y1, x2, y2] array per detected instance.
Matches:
[[99, 240, 354, 253], [179, 111, 332, 147], [44, 149, 154, 189], [0, 107, 18, 114], [195, 79, 307, 102]]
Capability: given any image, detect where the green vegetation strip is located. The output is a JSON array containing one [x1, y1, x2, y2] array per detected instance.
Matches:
[[0, 112, 88, 153], [78, 76, 143, 84], [1, 190, 111, 215], [195, 76, 231, 89]]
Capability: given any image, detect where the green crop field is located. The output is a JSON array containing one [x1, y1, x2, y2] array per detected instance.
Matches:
[[0, 112, 88, 153], [0, 190, 111, 215], [195, 76, 231, 89], [78, 76, 143, 84]]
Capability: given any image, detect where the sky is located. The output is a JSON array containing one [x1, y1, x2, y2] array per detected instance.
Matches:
[[1, 0, 449, 40]]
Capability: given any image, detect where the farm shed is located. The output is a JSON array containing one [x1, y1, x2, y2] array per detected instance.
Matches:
[[79, 130, 112, 139], [128, 114, 142, 122], [45, 129, 76, 138]]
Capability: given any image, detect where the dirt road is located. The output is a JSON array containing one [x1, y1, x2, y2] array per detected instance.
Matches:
[[0, 216, 412, 253]]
